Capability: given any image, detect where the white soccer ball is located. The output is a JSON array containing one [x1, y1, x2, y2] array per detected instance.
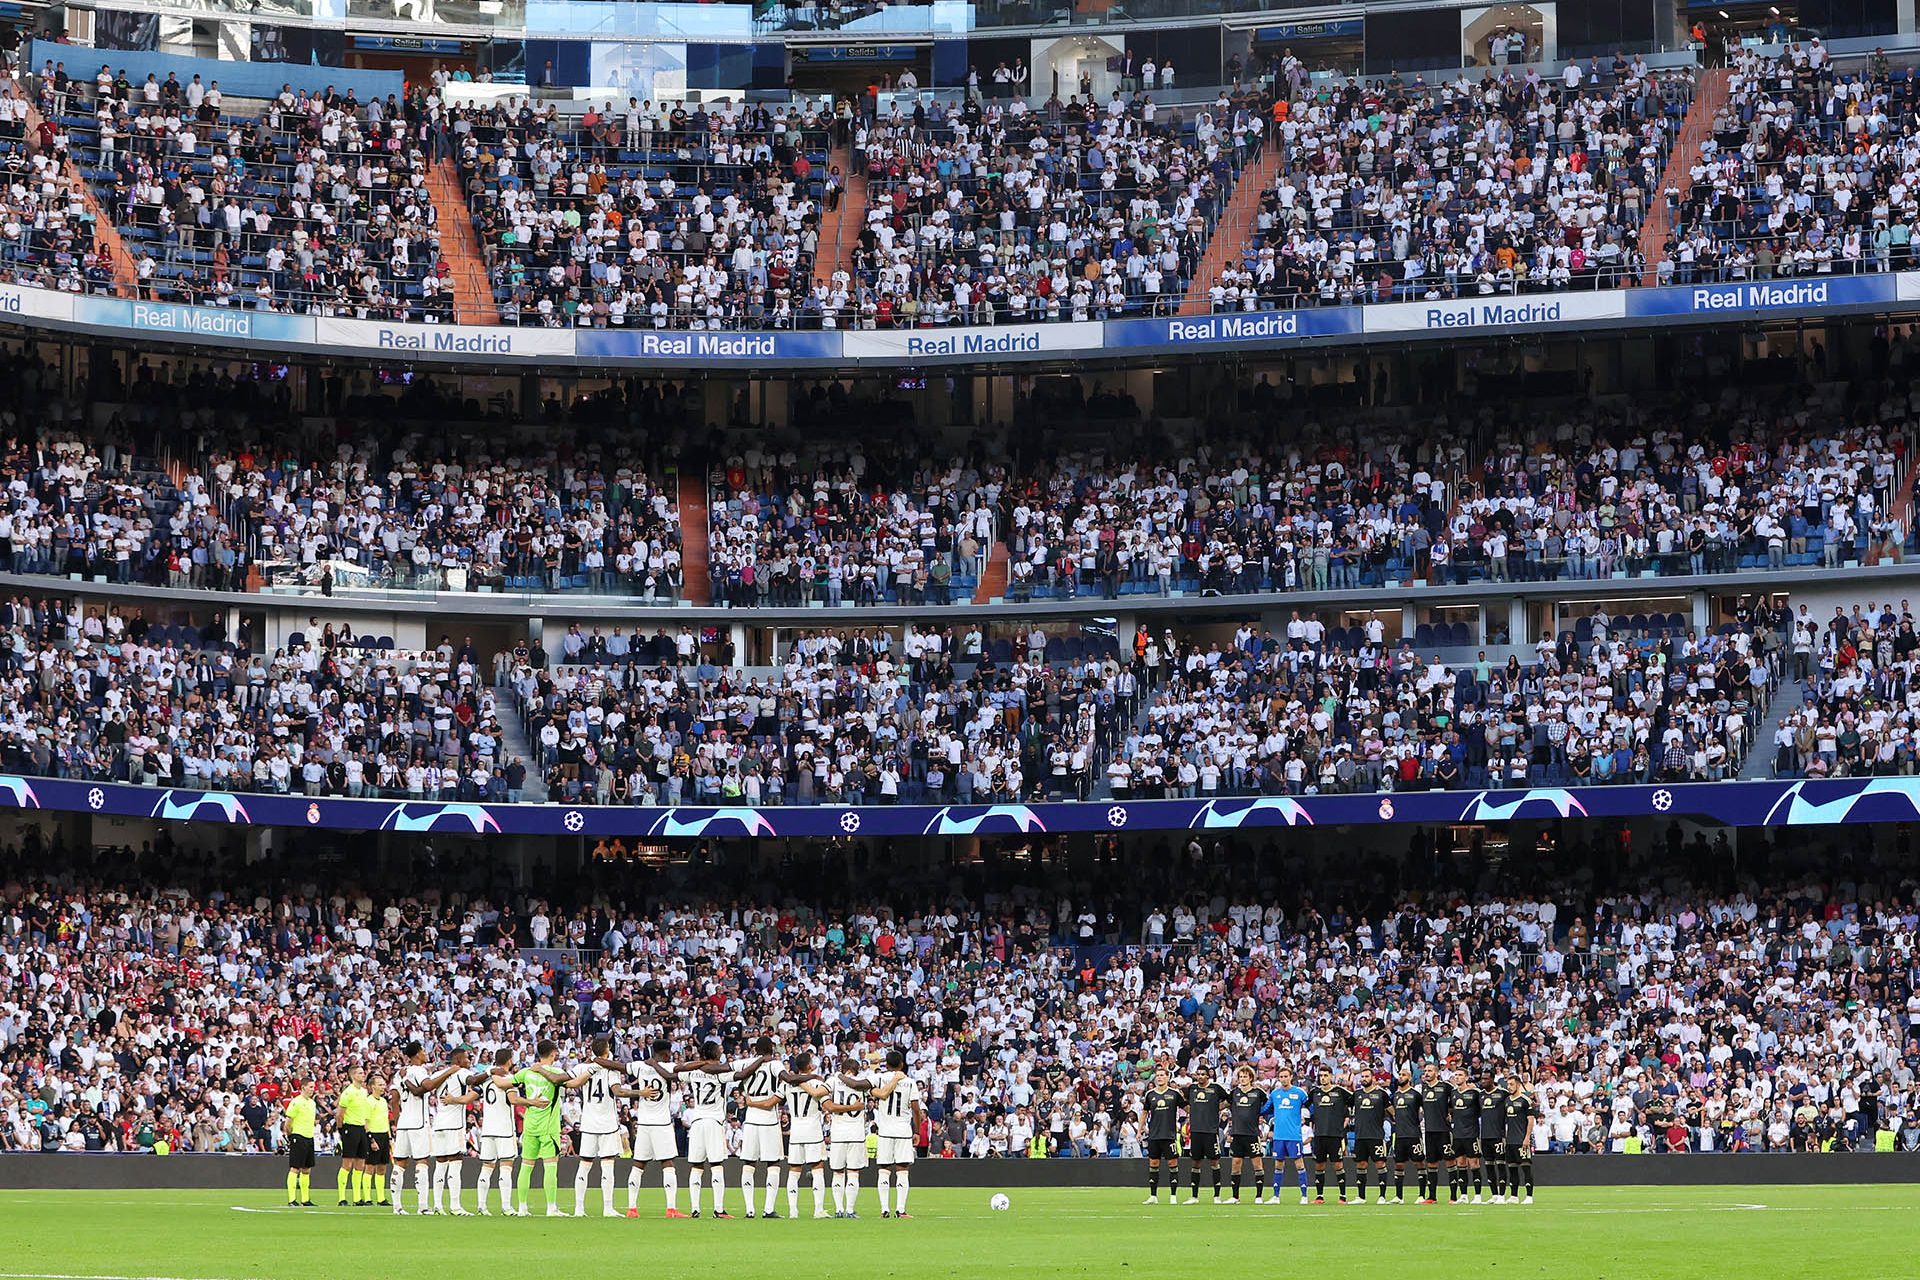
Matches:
[[989, 1193, 1011, 1212]]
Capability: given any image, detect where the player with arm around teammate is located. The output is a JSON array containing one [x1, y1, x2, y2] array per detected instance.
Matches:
[[562, 1035, 627, 1216], [395, 1042, 463, 1216], [472, 1048, 538, 1216], [606, 1037, 687, 1218], [737, 1036, 792, 1218], [429, 1045, 479, 1215], [869, 1048, 925, 1218], [824, 1051, 876, 1218], [780, 1048, 833, 1219]]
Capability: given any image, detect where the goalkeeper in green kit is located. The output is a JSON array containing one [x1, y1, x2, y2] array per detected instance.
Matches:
[[514, 1040, 569, 1217]]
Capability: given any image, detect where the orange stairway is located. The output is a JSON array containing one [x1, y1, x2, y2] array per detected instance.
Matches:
[[973, 541, 1009, 604], [427, 158, 499, 324], [1638, 68, 1730, 286], [1179, 142, 1281, 316], [678, 471, 712, 605], [813, 142, 868, 287], [27, 104, 136, 297]]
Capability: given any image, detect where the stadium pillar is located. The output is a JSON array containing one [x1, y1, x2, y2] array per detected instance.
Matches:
[[1507, 598, 1528, 650], [1691, 592, 1711, 633], [729, 624, 747, 671], [1116, 615, 1139, 654]]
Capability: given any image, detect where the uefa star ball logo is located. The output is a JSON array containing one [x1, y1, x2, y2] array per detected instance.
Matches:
[[839, 811, 861, 833], [1107, 805, 1128, 828], [564, 810, 585, 832], [87, 787, 105, 810], [1651, 789, 1673, 812]]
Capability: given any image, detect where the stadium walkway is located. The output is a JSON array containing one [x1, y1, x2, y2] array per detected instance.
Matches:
[[427, 159, 502, 325]]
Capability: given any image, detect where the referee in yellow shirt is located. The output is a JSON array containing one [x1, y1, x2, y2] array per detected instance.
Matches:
[[364, 1076, 394, 1208], [285, 1082, 317, 1206], [336, 1066, 373, 1205]]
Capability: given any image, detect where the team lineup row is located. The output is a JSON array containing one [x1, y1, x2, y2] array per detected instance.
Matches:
[[276, 1044, 1537, 1217], [283, 1036, 926, 1220]]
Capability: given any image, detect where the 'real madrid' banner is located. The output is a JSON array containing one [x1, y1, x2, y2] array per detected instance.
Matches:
[[7, 775, 1920, 837]]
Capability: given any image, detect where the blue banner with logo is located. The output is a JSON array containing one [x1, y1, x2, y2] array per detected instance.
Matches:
[[576, 330, 844, 361], [1627, 275, 1898, 317], [1105, 309, 1362, 349], [76, 297, 314, 345], [11, 774, 1920, 837]]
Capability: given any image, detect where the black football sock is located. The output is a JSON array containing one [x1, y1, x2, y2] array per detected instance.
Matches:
[[1190, 1171, 1199, 1197], [1490, 1162, 1504, 1196], [1211, 1168, 1221, 1197], [1357, 1172, 1367, 1199], [1336, 1170, 1346, 1199], [1314, 1170, 1325, 1196], [1395, 1170, 1405, 1198], [1230, 1174, 1241, 1198], [1473, 1166, 1483, 1195], [1522, 1165, 1534, 1194], [1147, 1169, 1158, 1196]]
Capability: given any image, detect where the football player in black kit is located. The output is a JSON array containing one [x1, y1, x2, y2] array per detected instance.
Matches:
[[1184, 1063, 1231, 1204], [1226, 1066, 1268, 1205], [1142, 1066, 1184, 1205], [1502, 1074, 1536, 1203], [1308, 1068, 1354, 1204], [1389, 1068, 1422, 1205], [1350, 1069, 1391, 1204], [1476, 1072, 1508, 1203], [1447, 1069, 1482, 1204], [1417, 1069, 1454, 1204]]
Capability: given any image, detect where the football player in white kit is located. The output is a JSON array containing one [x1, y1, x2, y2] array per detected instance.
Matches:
[[393, 1041, 460, 1215], [561, 1036, 627, 1217], [738, 1037, 788, 1218], [824, 1050, 876, 1219], [780, 1048, 833, 1219], [870, 1049, 925, 1219], [674, 1041, 737, 1219], [470, 1048, 535, 1215], [429, 1045, 478, 1214], [609, 1038, 686, 1218]]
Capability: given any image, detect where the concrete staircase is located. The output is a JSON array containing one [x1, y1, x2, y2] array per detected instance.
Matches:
[[1638, 68, 1731, 286], [813, 142, 868, 289], [1737, 673, 1809, 780], [973, 541, 1010, 604], [678, 472, 712, 605], [26, 102, 136, 297], [426, 158, 500, 324], [1179, 142, 1282, 316], [492, 701, 549, 802]]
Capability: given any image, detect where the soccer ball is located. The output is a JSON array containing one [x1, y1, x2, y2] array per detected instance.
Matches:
[[989, 1194, 1011, 1212]]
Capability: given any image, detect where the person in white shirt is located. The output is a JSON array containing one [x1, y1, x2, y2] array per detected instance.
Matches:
[[605, 1038, 685, 1216], [430, 1045, 479, 1213], [471, 1048, 532, 1215], [870, 1050, 925, 1217], [782, 1049, 834, 1219], [560, 1035, 626, 1216], [677, 1040, 773, 1217], [393, 1041, 460, 1216], [737, 1037, 789, 1218], [825, 1057, 876, 1217]]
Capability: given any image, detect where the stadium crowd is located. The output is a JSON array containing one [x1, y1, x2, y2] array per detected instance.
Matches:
[[1662, 42, 1920, 284], [0, 822, 1914, 1157]]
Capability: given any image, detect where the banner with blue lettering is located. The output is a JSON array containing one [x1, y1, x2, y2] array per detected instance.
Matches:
[[842, 322, 1102, 360], [19, 774, 1920, 837], [1105, 310, 1362, 348], [578, 329, 845, 362], [1364, 291, 1627, 333], [1625, 275, 1899, 317], [314, 317, 575, 359]]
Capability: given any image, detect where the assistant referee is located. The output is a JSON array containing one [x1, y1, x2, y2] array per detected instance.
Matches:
[[336, 1066, 373, 1206], [285, 1082, 316, 1207]]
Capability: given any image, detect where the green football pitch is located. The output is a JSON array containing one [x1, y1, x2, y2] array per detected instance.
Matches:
[[0, 1185, 1913, 1280]]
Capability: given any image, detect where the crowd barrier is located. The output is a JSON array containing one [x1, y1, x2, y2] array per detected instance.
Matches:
[[4, 776, 1920, 836], [1, 1152, 1915, 1190], [1, 274, 1909, 369]]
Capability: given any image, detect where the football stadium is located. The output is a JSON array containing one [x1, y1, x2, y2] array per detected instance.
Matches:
[[0, 0, 1917, 1273]]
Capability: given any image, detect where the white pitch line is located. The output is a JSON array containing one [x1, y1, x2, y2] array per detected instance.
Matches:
[[0, 1273, 275, 1280]]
